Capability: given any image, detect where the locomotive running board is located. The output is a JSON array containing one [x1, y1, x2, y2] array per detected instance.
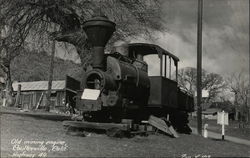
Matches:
[[148, 115, 179, 138], [63, 121, 130, 131]]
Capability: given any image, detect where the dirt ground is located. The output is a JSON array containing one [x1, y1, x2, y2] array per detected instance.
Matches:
[[1, 114, 250, 158]]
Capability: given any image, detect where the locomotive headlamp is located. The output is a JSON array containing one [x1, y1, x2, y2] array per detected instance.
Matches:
[[82, 14, 116, 69], [86, 69, 117, 91]]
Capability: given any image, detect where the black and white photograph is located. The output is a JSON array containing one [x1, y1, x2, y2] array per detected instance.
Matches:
[[0, 0, 249, 157]]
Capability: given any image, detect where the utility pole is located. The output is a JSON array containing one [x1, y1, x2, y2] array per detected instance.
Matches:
[[248, 0, 250, 123], [45, 31, 56, 112], [197, 0, 203, 135]]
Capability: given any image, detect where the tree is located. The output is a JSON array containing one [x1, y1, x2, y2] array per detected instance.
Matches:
[[202, 72, 227, 102], [1, 0, 166, 108], [0, 26, 25, 106], [178, 67, 196, 95], [227, 72, 249, 124], [1, 0, 165, 66], [178, 67, 226, 102]]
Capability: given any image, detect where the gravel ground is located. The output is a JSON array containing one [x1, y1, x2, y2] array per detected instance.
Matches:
[[1, 113, 250, 158]]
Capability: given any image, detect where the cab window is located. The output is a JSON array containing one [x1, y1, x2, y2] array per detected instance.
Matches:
[[143, 54, 177, 81]]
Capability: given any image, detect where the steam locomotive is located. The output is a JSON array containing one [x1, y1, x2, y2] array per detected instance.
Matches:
[[75, 15, 194, 133]]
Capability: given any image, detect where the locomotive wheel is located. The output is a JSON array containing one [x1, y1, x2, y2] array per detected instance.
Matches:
[[110, 107, 124, 123], [65, 126, 85, 137], [83, 110, 110, 123], [106, 127, 130, 138], [169, 111, 192, 134]]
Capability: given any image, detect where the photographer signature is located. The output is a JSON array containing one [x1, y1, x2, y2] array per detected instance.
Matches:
[[181, 154, 211, 158]]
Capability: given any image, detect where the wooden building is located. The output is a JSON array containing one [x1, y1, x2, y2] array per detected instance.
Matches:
[[12, 76, 80, 110]]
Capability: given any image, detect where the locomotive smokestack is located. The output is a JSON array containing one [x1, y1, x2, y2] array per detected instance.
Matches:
[[82, 14, 116, 69]]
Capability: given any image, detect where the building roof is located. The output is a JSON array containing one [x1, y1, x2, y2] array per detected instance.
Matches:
[[12, 80, 66, 91]]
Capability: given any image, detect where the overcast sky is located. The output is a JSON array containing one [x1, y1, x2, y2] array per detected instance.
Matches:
[[56, 0, 249, 78], [153, 0, 249, 77]]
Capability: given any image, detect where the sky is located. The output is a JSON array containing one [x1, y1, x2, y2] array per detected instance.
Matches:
[[56, 0, 249, 78], [152, 0, 249, 77]]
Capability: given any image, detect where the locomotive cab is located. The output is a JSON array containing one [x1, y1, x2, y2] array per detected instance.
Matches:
[[75, 15, 194, 132], [128, 43, 179, 110], [128, 43, 194, 132]]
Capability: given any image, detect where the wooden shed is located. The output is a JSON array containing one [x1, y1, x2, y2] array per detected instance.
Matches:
[[12, 76, 80, 110]]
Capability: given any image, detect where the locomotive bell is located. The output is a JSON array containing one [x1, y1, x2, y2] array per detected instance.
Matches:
[[82, 14, 116, 69]]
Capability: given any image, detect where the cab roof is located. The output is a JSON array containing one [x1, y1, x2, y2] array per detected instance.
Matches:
[[128, 43, 179, 62]]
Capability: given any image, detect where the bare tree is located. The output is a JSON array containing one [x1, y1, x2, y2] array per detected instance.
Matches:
[[178, 67, 226, 102], [227, 72, 249, 124], [178, 67, 196, 95], [0, 26, 25, 106]]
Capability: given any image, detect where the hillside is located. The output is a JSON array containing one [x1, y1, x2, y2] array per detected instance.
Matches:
[[10, 51, 83, 82]]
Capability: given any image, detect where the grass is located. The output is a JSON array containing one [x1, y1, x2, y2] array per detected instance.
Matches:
[[189, 117, 250, 140], [1, 113, 250, 157]]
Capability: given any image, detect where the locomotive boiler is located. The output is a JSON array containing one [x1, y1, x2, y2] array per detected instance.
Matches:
[[75, 15, 194, 133]]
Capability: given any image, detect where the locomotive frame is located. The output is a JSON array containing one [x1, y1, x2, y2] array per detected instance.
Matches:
[[72, 14, 194, 134]]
